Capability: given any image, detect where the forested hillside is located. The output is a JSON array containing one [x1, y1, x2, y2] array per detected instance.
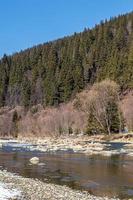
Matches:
[[0, 12, 133, 108]]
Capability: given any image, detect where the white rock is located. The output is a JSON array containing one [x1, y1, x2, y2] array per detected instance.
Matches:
[[29, 157, 39, 164], [127, 152, 133, 157]]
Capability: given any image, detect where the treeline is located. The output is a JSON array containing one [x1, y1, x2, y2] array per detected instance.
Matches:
[[0, 80, 132, 137], [0, 12, 133, 107]]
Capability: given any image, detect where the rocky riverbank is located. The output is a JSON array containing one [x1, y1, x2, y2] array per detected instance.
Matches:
[[0, 134, 133, 157], [16, 134, 133, 157], [0, 170, 120, 200]]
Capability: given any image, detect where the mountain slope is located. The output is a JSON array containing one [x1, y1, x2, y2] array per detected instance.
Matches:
[[0, 12, 133, 107]]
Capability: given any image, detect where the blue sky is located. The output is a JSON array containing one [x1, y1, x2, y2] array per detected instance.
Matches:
[[0, 0, 133, 57]]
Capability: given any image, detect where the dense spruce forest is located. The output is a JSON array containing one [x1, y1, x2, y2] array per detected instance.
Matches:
[[0, 12, 133, 108]]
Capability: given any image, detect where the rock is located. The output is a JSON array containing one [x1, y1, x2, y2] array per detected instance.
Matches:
[[120, 149, 126, 153], [124, 143, 133, 148], [29, 157, 39, 164], [127, 152, 133, 157], [38, 163, 46, 166]]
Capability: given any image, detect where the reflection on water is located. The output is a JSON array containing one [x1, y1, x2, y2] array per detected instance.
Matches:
[[0, 145, 133, 199]]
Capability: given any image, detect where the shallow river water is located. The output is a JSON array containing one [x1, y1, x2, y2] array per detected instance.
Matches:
[[0, 142, 133, 199]]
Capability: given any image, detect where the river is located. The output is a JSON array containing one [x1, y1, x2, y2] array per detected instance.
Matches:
[[0, 141, 133, 199]]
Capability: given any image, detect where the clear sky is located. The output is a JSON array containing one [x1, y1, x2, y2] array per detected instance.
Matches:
[[0, 0, 133, 57]]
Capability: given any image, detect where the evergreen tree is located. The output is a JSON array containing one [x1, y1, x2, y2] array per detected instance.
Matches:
[[126, 39, 133, 88], [21, 77, 31, 107], [86, 110, 103, 135], [106, 101, 124, 133], [12, 110, 19, 138]]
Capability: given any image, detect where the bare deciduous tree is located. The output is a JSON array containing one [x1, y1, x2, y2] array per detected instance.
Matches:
[[74, 80, 123, 135]]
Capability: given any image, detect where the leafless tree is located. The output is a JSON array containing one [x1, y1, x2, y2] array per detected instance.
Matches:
[[74, 80, 122, 134]]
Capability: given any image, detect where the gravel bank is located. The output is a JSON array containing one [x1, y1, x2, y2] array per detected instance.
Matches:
[[0, 170, 119, 200], [16, 135, 133, 157], [0, 182, 21, 200], [1, 134, 133, 157]]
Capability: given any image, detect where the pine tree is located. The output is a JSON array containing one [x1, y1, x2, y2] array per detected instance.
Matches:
[[21, 77, 31, 107], [12, 110, 19, 138], [106, 101, 124, 133], [86, 109, 103, 135], [126, 38, 133, 88], [63, 69, 74, 101], [0, 54, 11, 106]]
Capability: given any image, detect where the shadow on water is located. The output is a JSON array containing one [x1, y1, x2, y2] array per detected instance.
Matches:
[[0, 143, 133, 199]]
